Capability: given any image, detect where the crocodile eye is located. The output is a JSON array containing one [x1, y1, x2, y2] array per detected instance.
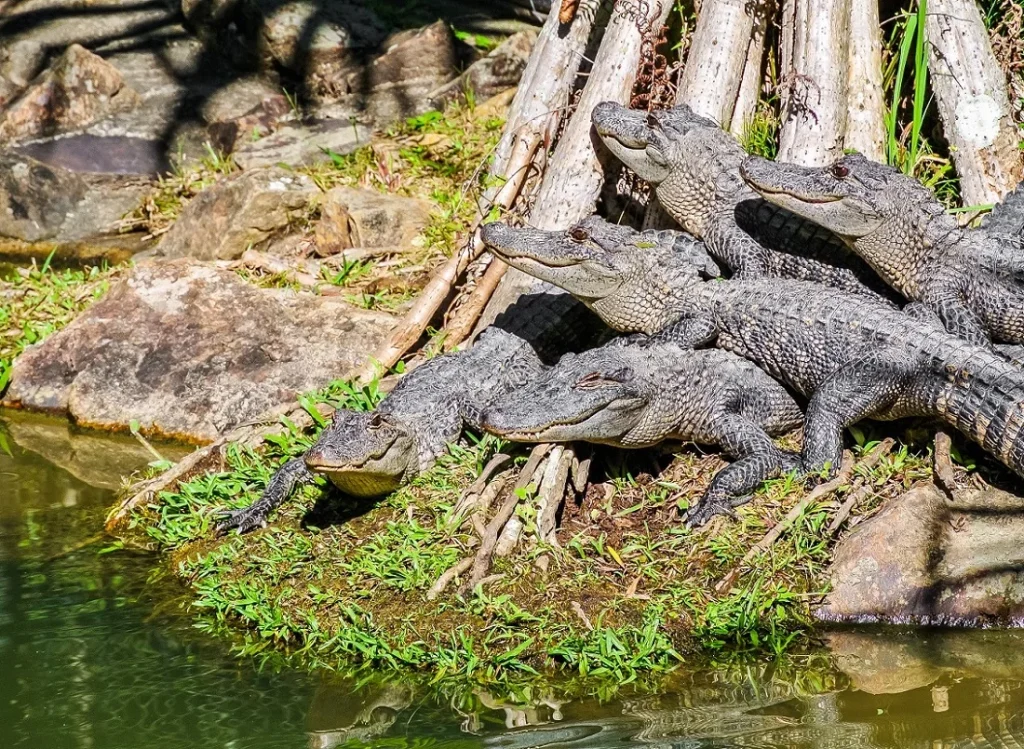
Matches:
[[575, 368, 632, 389], [646, 112, 658, 129], [367, 413, 383, 429], [831, 163, 849, 179], [569, 226, 589, 242]]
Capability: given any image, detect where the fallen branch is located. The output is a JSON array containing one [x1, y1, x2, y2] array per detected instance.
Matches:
[[714, 451, 855, 594], [826, 438, 896, 535], [442, 257, 510, 350], [461, 444, 551, 592]]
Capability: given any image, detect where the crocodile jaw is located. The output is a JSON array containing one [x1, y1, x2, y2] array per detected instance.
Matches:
[[741, 155, 884, 239], [591, 101, 671, 184]]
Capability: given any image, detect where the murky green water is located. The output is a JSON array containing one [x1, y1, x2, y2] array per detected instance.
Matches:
[[4, 412, 1024, 748]]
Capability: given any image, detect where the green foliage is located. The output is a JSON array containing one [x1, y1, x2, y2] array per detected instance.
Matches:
[[0, 259, 116, 396]]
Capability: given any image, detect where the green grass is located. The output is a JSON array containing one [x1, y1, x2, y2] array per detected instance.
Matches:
[[0, 257, 118, 395], [121, 401, 939, 686]]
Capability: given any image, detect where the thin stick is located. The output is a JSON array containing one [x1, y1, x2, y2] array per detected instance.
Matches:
[[426, 556, 474, 600], [461, 444, 551, 592], [933, 431, 961, 500], [714, 451, 855, 594], [826, 438, 895, 535]]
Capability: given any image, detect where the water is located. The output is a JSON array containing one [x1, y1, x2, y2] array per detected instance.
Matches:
[[4, 412, 1024, 749]]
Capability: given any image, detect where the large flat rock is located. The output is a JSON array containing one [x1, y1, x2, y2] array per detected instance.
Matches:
[[3, 259, 393, 443], [817, 484, 1024, 626]]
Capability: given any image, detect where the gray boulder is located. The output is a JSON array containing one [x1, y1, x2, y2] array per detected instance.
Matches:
[[3, 259, 393, 443], [818, 483, 1024, 626], [156, 167, 318, 260]]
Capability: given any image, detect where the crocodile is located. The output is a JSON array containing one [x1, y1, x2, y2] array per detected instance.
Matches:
[[216, 289, 608, 535], [480, 335, 803, 523], [741, 153, 1024, 356], [482, 218, 1024, 522], [591, 100, 894, 303]]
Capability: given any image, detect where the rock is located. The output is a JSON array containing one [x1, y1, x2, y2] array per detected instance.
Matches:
[[233, 119, 370, 170], [0, 151, 87, 242], [314, 187, 431, 256], [0, 45, 139, 143], [817, 484, 1024, 626], [259, 0, 387, 92], [3, 259, 393, 443], [428, 32, 535, 109], [156, 167, 318, 261], [0, 38, 47, 89], [353, 21, 458, 123], [203, 78, 293, 154], [1, 411, 190, 490], [0, 148, 155, 263]]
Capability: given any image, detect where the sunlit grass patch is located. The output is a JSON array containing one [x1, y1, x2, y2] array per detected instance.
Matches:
[[0, 257, 120, 396]]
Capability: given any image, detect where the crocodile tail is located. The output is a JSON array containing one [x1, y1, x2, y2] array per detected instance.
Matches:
[[936, 342, 1024, 478]]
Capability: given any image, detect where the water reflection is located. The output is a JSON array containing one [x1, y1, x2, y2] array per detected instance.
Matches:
[[4, 413, 1024, 748]]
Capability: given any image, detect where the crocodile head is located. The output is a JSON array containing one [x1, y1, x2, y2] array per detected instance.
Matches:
[[741, 152, 953, 238], [304, 409, 417, 497], [481, 216, 709, 334], [481, 344, 654, 446], [592, 101, 747, 233]]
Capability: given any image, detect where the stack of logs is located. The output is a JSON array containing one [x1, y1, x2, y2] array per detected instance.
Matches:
[[369, 0, 1023, 375]]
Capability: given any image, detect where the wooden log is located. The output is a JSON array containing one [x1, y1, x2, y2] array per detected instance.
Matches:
[[924, 0, 1024, 205], [678, 0, 761, 128], [777, 0, 851, 166], [728, 4, 771, 140], [843, 0, 886, 162], [480, 0, 674, 325]]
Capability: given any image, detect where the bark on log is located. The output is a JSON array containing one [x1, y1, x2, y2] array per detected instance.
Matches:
[[728, 5, 770, 139], [777, 0, 851, 166], [925, 0, 1024, 205], [480, 0, 674, 325], [843, 0, 886, 162]]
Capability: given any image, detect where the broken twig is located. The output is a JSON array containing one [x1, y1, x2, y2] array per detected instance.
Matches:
[[715, 451, 855, 594]]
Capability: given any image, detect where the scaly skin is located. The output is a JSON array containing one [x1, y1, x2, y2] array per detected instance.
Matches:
[[591, 101, 894, 303], [216, 291, 609, 534], [483, 218, 1024, 498], [741, 154, 1024, 353], [481, 335, 804, 525]]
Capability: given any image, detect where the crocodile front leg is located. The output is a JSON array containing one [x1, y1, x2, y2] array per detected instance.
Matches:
[[647, 316, 719, 348], [704, 212, 772, 279], [683, 414, 802, 528], [215, 457, 313, 535], [802, 349, 920, 477]]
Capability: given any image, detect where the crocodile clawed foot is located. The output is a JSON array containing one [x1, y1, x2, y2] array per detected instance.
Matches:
[[682, 495, 742, 529], [214, 505, 269, 536]]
